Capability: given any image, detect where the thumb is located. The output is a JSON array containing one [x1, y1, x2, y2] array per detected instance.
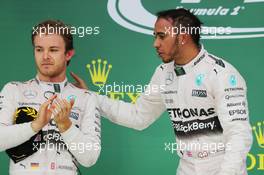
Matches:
[[40, 98, 53, 112], [39, 95, 56, 114], [48, 94, 57, 102], [70, 72, 81, 82]]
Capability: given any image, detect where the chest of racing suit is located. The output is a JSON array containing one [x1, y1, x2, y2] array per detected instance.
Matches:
[[98, 47, 252, 175], [0, 77, 101, 175], [159, 49, 252, 175]]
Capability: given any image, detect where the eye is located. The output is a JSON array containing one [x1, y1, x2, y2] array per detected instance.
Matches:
[[35, 48, 43, 52], [50, 49, 59, 52], [159, 35, 165, 40], [156, 34, 166, 40]]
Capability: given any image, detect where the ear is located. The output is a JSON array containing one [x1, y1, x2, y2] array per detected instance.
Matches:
[[65, 49, 75, 61], [178, 33, 188, 46]]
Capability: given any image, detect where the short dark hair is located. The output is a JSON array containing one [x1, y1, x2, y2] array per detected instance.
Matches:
[[31, 20, 74, 65], [156, 8, 203, 46]]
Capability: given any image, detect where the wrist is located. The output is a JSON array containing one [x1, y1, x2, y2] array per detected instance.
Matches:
[[57, 120, 72, 133], [31, 121, 41, 133]]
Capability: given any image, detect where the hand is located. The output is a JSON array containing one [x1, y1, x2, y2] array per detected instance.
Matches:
[[70, 71, 88, 90], [52, 97, 75, 133], [31, 95, 57, 132]]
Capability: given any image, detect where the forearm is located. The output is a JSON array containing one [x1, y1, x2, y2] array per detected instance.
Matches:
[[219, 122, 253, 174], [97, 94, 165, 130], [215, 70, 253, 174], [61, 124, 101, 167], [0, 122, 36, 151]]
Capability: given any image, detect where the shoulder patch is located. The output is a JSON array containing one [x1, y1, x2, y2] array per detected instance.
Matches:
[[68, 83, 77, 89], [9, 81, 20, 86], [29, 79, 35, 83], [159, 65, 164, 70], [208, 54, 225, 68], [9, 79, 35, 86], [68, 82, 90, 95], [23, 79, 36, 85], [84, 91, 91, 95]]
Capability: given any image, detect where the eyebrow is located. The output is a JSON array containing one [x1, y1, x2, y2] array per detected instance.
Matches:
[[34, 46, 60, 49], [49, 46, 60, 49]]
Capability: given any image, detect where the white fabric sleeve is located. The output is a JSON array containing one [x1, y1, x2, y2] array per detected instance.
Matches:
[[97, 67, 166, 130], [214, 69, 253, 175], [0, 83, 36, 151], [61, 93, 101, 167]]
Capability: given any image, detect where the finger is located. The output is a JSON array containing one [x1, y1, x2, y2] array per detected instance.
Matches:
[[57, 98, 69, 119], [62, 99, 71, 117], [57, 98, 67, 114], [70, 98, 75, 108], [72, 82, 79, 86], [51, 101, 61, 119], [46, 106, 55, 121], [50, 103, 59, 118], [50, 104, 58, 118], [70, 72, 88, 90], [58, 99, 67, 117], [70, 72, 83, 83], [39, 98, 54, 113], [72, 83, 81, 89], [48, 94, 57, 103], [53, 98, 64, 113], [53, 109, 59, 123], [37, 100, 54, 124], [52, 104, 60, 123]]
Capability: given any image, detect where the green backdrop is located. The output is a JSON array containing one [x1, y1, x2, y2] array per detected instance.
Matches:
[[0, 0, 263, 174]]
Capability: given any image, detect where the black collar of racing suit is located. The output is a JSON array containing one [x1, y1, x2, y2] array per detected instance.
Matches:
[[34, 76, 68, 93], [174, 45, 206, 76]]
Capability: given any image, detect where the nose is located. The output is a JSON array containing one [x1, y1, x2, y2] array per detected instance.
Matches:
[[42, 50, 50, 60], [153, 38, 160, 49]]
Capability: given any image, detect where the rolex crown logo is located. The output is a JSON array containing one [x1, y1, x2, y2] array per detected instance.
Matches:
[[86, 59, 112, 87], [252, 121, 264, 148]]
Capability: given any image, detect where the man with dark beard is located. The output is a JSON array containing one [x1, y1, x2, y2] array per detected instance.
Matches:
[[73, 9, 252, 175]]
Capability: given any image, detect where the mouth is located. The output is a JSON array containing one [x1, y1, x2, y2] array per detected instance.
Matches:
[[41, 63, 54, 68], [41, 63, 53, 66], [157, 51, 164, 57]]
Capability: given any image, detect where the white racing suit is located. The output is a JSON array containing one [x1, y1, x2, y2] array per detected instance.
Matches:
[[0, 77, 101, 175], [97, 46, 252, 175]]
